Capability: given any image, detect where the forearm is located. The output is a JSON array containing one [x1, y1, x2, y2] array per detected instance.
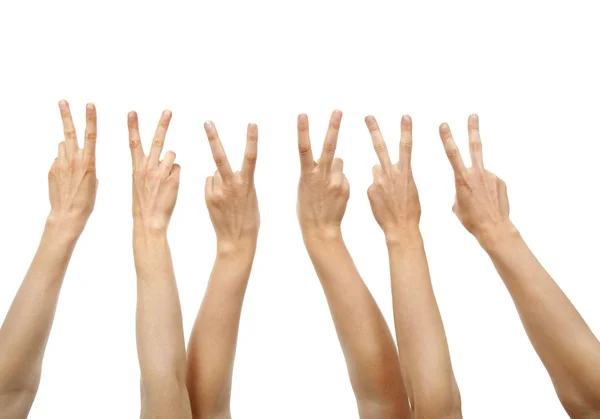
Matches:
[[304, 232, 409, 416], [387, 232, 460, 417], [133, 227, 189, 405], [0, 219, 78, 398], [484, 224, 600, 413], [186, 247, 254, 418]]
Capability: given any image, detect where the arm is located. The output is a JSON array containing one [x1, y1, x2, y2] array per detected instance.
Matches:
[[365, 115, 461, 419], [128, 111, 191, 419], [0, 100, 97, 418], [186, 122, 260, 419], [439, 115, 600, 419], [296, 111, 410, 419]]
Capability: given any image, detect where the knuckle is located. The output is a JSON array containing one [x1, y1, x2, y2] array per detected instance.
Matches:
[[323, 142, 336, 155], [298, 144, 311, 155], [213, 155, 225, 167], [244, 153, 257, 165], [470, 141, 482, 152], [445, 147, 460, 158], [129, 139, 140, 150], [152, 138, 164, 148], [400, 140, 413, 153], [373, 142, 387, 154], [64, 130, 76, 140], [86, 132, 97, 142], [330, 120, 341, 130]]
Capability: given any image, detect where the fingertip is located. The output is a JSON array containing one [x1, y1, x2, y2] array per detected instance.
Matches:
[[439, 122, 450, 133], [162, 110, 172, 120], [332, 109, 343, 119], [204, 120, 213, 132], [128, 111, 138, 124], [58, 99, 68, 110], [86, 103, 96, 114], [365, 115, 375, 123], [401, 115, 412, 124], [469, 113, 479, 127]]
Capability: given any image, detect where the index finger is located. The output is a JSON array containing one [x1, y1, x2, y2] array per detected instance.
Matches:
[[365, 115, 392, 172], [127, 111, 145, 165], [58, 100, 78, 156], [204, 121, 233, 179], [148, 110, 171, 165], [297, 114, 314, 171], [241, 123, 258, 179], [84, 103, 97, 159], [439, 123, 467, 176], [319, 110, 342, 169]]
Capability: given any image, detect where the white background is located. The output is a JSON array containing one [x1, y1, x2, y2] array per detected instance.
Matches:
[[1, 0, 599, 418]]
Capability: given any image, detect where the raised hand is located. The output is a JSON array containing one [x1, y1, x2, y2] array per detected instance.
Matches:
[[297, 110, 349, 239], [439, 115, 511, 246], [203, 121, 260, 253], [186, 122, 260, 418], [365, 115, 420, 244], [48, 100, 98, 233], [127, 110, 181, 232]]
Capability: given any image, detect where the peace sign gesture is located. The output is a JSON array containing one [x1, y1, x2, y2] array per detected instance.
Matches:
[[203, 120, 260, 253], [296, 110, 349, 240], [439, 115, 511, 246], [364, 115, 421, 244], [48, 100, 98, 233]]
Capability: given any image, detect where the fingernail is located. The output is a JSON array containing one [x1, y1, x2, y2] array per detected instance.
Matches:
[[59, 100, 68, 110], [440, 123, 449, 132], [298, 114, 307, 124], [204, 121, 212, 131], [128, 111, 137, 123], [332, 109, 342, 118], [248, 123, 257, 129], [163, 110, 172, 120], [86, 103, 94, 114], [402, 115, 411, 123], [470, 114, 479, 122]]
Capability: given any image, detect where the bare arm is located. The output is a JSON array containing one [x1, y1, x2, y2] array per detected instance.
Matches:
[[0, 101, 97, 418], [365, 115, 461, 419], [296, 112, 410, 419], [128, 111, 191, 419], [187, 122, 260, 419], [438, 115, 600, 419]]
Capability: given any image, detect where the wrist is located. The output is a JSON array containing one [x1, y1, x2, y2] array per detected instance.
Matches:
[[133, 218, 169, 237], [301, 225, 343, 244], [477, 221, 521, 253], [216, 238, 257, 259], [383, 226, 422, 248], [45, 214, 84, 242]]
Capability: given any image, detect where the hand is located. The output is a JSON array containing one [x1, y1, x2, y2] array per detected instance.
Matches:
[[128, 110, 181, 233], [296, 110, 349, 240], [47, 100, 98, 234], [365, 115, 421, 244], [439, 114, 512, 246], [203, 121, 260, 254]]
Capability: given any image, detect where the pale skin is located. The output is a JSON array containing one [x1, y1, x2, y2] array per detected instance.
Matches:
[[127, 110, 192, 419], [439, 115, 600, 419], [0, 100, 97, 419], [186, 121, 260, 419], [296, 111, 410, 419], [365, 115, 462, 419]]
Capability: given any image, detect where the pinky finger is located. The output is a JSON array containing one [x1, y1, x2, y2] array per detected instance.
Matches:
[[169, 164, 181, 183]]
